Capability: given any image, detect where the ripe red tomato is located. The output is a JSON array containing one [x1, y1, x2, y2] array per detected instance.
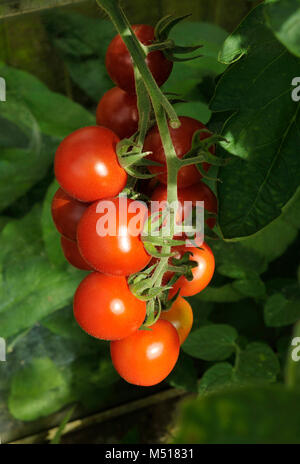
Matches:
[[96, 87, 138, 140], [167, 242, 215, 298], [54, 126, 127, 202], [60, 236, 92, 271], [151, 181, 218, 229], [73, 272, 146, 340], [110, 319, 180, 386], [160, 297, 193, 345], [77, 197, 151, 276], [51, 188, 89, 241], [106, 24, 173, 95], [144, 116, 214, 188]]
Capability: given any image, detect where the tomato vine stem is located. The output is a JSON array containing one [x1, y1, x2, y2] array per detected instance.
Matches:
[[96, 0, 181, 315]]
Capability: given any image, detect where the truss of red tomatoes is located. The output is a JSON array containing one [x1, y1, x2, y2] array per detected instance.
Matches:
[[51, 23, 217, 387]]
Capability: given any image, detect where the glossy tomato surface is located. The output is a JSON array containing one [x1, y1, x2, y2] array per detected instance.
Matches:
[[160, 297, 193, 345], [168, 242, 215, 298], [96, 86, 138, 140], [110, 319, 180, 386], [51, 188, 89, 241], [60, 236, 92, 271], [106, 24, 173, 94], [151, 181, 218, 229], [54, 126, 127, 202], [144, 116, 214, 188], [77, 197, 151, 276], [74, 272, 146, 340]]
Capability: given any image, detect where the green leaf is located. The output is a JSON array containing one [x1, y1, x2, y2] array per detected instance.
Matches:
[[210, 4, 300, 238], [235, 342, 280, 383], [172, 385, 300, 444], [43, 11, 115, 101], [8, 358, 72, 421], [198, 362, 234, 395], [264, 283, 300, 327], [265, 0, 300, 57], [0, 98, 57, 212], [0, 62, 94, 138], [182, 324, 238, 361], [0, 206, 86, 338], [232, 275, 266, 298], [167, 354, 198, 392]]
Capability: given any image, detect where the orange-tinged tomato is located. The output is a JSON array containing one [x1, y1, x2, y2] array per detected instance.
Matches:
[[160, 297, 193, 344], [110, 319, 180, 386], [74, 272, 146, 340]]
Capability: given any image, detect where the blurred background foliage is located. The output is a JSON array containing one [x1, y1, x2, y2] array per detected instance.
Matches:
[[0, 0, 300, 444]]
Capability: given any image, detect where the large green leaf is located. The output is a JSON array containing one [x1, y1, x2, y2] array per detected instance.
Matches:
[[0, 63, 94, 212], [0, 205, 85, 338], [8, 357, 72, 421], [43, 11, 115, 102], [210, 4, 300, 239], [172, 385, 300, 443], [265, 0, 300, 57], [0, 62, 94, 138]]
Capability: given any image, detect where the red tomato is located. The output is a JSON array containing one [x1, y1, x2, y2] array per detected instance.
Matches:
[[106, 24, 173, 95], [150, 181, 218, 229], [51, 188, 89, 241], [54, 126, 127, 202], [144, 116, 214, 188], [60, 236, 92, 271], [73, 272, 146, 340], [110, 319, 180, 386], [167, 242, 215, 298], [96, 87, 138, 140], [77, 197, 151, 276], [160, 297, 193, 345]]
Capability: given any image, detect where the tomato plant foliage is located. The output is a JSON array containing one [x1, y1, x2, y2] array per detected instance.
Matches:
[[211, 2, 300, 239]]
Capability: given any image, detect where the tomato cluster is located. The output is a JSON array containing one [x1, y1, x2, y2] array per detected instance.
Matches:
[[52, 24, 217, 387]]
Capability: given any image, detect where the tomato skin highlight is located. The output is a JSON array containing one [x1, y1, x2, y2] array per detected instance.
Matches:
[[77, 197, 151, 276], [60, 236, 92, 271], [96, 87, 138, 140], [151, 181, 218, 229], [160, 297, 193, 345], [51, 188, 89, 241], [73, 272, 146, 340], [54, 126, 127, 202], [168, 242, 215, 298], [105, 24, 173, 95], [144, 116, 214, 188], [110, 319, 180, 386]]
